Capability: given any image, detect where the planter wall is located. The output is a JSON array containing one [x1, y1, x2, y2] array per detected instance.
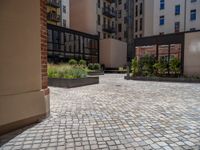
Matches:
[[49, 77, 99, 88], [125, 76, 200, 83], [88, 71, 104, 76]]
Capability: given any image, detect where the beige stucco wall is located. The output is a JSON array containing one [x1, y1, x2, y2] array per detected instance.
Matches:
[[184, 32, 200, 76], [70, 0, 97, 34], [0, 0, 49, 129], [100, 39, 127, 68]]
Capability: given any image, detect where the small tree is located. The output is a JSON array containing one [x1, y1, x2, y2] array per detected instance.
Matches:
[[169, 57, 181, 76], [153, 58, 168, 76], [131, 58, 138, 76]]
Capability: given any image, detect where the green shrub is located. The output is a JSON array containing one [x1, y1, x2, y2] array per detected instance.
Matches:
[[88, 63, 94, 70], [153, 58, 168, 76], [48, 64, 88, 79], [131, 58, 138, 76], [138, 55, 156, 76], [169, 57, 181, 75], [68, 59, 77, 65], [93, 63, 101, 70], [79, 59, 87, 66]]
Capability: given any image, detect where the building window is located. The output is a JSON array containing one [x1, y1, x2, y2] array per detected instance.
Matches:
[[139, 18, 143, 31], [124, 17, 127, 24], [175, 5, 180, 15], [63, 5, 66, 13], [135, 5, 138, 17], [98, 0, 100, 8], [118, 24, 122, 32], [190, 28, 196, 31], [98, 32, 101, 38], [98, 15, 101, 25], [139, 3, 143, 15], [124, 3, 127, 10], [191, 0, 197, 2], [135, 20, 138, 32], [118, 0, 122, 5], [63, 19, 66, 27], [118, 10, 122, 18], [160, 16, 165, 25], [190, 9, 196, 21], [104, 33, 106, 39], [118, 37, 122, 40], [160, 0, 165, 10], [174, 22, 180, 32]]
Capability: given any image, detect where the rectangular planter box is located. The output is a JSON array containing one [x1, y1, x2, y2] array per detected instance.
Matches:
[[88, 71, 104, 76], [124, 76, 200, 83], [49, 77, 99, 88]]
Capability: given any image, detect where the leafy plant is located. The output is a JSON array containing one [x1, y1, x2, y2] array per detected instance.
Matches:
[[79, 59, 87, 66], [131, 58, 138, 76], [48, 64, 88, 79], [169, 57, 181, 76], [88, 63, 101, 71], [88, 63, 94, 70], [153, 58, 168, 76], [138, 55, 156, 76], [68, 59, 77, 65], [93, 63, 101, 70]]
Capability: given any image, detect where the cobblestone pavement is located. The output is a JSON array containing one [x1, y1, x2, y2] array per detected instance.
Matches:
[[0, 74, 200, 150]]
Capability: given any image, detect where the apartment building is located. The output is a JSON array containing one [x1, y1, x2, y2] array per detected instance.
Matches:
[[116, 0, 128, 41], [133, 0, 144, 38], [47, 0, 70, 28], [139, 0, 200, 37], [70, 0, 128, 68]]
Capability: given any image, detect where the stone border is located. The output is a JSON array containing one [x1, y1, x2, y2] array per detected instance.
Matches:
[[124, 76, 200, 83], [48, 77, 99, 88], [88, 71, 104, 76], [104, 70, 126, 74]]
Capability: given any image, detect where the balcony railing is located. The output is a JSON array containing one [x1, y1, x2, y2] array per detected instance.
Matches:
[[105, 0, 116, 3], [103, 24, 116, 33], [47, 12, 60, 22], [102, 7, 116, 18], [47, 0, 60, 8]]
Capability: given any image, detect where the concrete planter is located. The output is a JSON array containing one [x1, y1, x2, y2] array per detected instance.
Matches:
[[88, 71, 104, 76], [124, 76, 200, 83], [104, 70, 126, 74], [49, 77, 99, 88]]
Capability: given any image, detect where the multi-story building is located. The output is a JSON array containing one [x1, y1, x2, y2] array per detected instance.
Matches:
[[47, 0, 70, 28], [136, 0, 200, 37], [70, 0, 128, 41], [70, 0, 116, 39], [61, 0, 70, 28], [47, 0, 61, 26], [116, 0, 128, 41], [70, 0, 128, 68]]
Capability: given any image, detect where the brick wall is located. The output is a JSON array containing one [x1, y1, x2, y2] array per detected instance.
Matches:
[[40, 0, 49, 95]]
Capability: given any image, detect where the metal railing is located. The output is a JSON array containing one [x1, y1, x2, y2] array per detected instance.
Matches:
[[47, 12, 60, 22], [102, 7, 116, 18], [103, 24, 116, 33], [47, 0, 60, 8]]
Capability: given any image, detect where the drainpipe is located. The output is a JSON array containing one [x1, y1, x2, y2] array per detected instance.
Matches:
[[184, 0, 187, 32], [127, 0, 134, 62]]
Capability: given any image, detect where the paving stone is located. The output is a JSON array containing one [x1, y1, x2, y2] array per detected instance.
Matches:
[[0, 74, 199, 149]]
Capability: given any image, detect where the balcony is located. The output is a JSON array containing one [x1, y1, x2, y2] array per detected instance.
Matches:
[[47, 0, 60, 8], [103, 24, 116, 33], [47, 12, 60, 22], [102, 7, 116, 18], [105, 0, 116, 3]]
